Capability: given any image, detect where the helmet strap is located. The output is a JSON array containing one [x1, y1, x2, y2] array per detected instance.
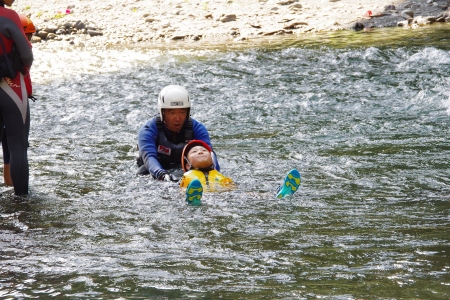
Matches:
[[184, 156, 192, 171]]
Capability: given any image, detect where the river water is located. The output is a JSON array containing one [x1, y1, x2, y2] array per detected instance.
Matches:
[[1, 25, 449, 298]]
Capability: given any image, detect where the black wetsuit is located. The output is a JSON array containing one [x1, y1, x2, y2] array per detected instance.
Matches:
[[0, 4, 33, 195]]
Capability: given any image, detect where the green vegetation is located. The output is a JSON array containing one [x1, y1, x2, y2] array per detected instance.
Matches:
[[53, 12, 65, 19]]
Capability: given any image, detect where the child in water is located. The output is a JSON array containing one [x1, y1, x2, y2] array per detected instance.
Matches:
[[180, 140, 301, 205]]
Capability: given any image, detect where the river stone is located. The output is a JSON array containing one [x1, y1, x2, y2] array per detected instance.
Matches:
[[37, 31, 49, 39], [283, 21, 308, 29], [42, 26, 57, 34], [290, 3, 303, 11], [353, 22, 365, 31], [171, 34, 186, 40], [46, 33, 57, 40], [277, 0, 297, 5], [30, 36, 41, 43], [397, 19, 413, 26], [414, 16, 437, 25], [385, 5, 396, 11], [75, 21, 86, 30], [401, 10, 414, 19], [218, 14, 236, 22], [55, 29, 67, 35], [88, 30, 103, 37]]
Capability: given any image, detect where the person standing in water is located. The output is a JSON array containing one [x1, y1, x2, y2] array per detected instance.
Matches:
[[0, 0, 34, 196], [137, 85, 220, 181], [2, 12, 35, 187]]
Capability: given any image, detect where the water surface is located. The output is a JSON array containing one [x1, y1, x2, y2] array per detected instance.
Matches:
[[1, 25, 449, 299]]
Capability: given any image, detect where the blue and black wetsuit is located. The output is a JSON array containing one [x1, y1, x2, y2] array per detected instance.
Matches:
[[137, 116, 220, 179], [0, 4, 33, 195]]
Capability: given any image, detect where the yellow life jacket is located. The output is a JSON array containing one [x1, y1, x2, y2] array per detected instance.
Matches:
[[179, 169, 235, 192]]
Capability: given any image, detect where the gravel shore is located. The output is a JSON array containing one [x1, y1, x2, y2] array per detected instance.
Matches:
[[11, 0, 449, 48]]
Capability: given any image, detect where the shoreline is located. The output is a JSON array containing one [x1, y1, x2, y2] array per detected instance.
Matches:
[[12, 0, 450, 50]]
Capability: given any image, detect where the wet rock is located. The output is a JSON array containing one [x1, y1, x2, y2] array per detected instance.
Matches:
[[234, 36, 247, 41], [46, 33, 57, 40], [42, 26, 57, 34], [436, 15, 446, 22], [229, 28, 240, 35], [401, 10, 415, 19], [30, 36, 41, 43], [13, 0, 450, 47], [277, 0, 297, 5], [289, 3, 303, 11], [37, 31, 49, 39], [218, 14, 236, 22], [249, 23, 262, 28], [171, 34, 186, 40], [283, 21, 308, 29], [75, 21, 86, 30], [436, 12, 450, 21], [414, 16, 437, 25], [397, 20, 407, 26], [385, 5, 396, 11], [353, 22, 365, 31], [263, 29, 288, 35], [352, 22, 365, 31], [55, 29, 67, 35], [87, 30, 103, 37]]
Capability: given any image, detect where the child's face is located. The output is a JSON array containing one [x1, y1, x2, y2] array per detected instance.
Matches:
[[187, 146, 213, 170]]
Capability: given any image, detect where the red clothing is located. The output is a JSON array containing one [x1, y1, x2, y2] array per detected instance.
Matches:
[[0, 5, 33, 195]]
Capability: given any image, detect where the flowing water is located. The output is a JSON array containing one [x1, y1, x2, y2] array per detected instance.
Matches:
[[1, 25, 449, 299]]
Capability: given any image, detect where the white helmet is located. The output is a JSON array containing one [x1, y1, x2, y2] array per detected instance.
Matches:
[[158, 85, 191, 121]]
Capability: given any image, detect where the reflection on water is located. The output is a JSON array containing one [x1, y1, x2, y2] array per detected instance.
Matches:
[[1, 25, 449, 298]]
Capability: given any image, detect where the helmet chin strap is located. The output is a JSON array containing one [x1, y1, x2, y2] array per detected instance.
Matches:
[[184, 156, 192, 170]]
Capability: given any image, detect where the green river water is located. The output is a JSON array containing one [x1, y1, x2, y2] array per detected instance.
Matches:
[[1, 25, 449, 299]]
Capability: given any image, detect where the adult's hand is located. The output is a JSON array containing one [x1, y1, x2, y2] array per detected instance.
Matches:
[[162, 174, 172, 182]]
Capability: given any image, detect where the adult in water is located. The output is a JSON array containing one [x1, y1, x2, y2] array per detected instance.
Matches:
[[137, 85, 220, 181], [0, 0, 34, 196], [2, 12, 35, 187]]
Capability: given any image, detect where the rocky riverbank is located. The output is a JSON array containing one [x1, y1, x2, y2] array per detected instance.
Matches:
[[12, 0, 450, 49]]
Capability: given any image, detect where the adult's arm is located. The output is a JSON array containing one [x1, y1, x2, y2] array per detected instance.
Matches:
[[137, 119, 167, 179], [0, 12, 33, 68]]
